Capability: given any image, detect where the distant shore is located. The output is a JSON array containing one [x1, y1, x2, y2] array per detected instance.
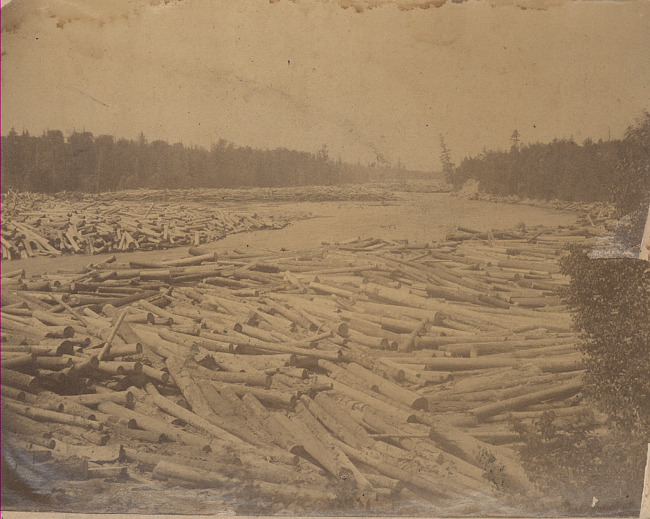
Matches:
[[450, 188, 616, 217]]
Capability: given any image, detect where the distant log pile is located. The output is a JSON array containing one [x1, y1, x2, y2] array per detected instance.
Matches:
[[0, 184, 412, 260], [1, 218, 604, 512], [456, 191, 618, 221], [3, 183, 401, 212], [0, 196, 293, 260], [82, 184, 402, 203]]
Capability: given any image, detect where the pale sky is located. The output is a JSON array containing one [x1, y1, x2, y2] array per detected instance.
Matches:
[[2, 0, 649, 170]]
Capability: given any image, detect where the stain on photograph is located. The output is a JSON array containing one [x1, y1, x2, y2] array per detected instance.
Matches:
[[1, 0, 649, 516]]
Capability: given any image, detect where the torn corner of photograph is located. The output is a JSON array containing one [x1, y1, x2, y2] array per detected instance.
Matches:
[[641, 443, 650, 519], [640, 202, 650, 261]]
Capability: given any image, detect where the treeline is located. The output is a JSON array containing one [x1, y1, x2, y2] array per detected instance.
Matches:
[[453, 138, 621, 201], [0, 129, 405, 193], [448, 112, 650, 213]]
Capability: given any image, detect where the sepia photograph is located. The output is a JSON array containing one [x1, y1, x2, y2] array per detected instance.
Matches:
[[1, 0, 649, 517]]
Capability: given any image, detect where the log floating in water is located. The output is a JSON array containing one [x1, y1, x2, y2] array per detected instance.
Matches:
[[1, 211, 603, 511]]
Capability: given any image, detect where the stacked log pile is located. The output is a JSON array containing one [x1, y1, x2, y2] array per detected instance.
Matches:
[[75, 184, 401, 204], [1, 219, 604, 513], [2, 183, 399, 228], [1, 182, 414, 260], [0, 198, 294, 260]]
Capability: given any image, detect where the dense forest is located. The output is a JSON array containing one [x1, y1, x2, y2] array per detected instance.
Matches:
[[446, 112, 650, 211], [0, 130, 409, 193]]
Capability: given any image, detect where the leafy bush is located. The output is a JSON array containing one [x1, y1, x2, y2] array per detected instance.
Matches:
[[511, 248, 648, 515], [559, 249, 650, 434], [511, 411, 646, 515]]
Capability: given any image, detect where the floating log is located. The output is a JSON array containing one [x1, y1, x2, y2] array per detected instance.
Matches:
[[153, 459, 234, 487], [425, 419, 536, 495], [470, 380, 583, 421], [344, 362, 428, 410], [4, 399, 104, 431], [1, 212, 602, 511]]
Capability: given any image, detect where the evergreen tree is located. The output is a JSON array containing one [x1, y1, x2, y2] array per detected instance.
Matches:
[[439, 135, 455, 184]]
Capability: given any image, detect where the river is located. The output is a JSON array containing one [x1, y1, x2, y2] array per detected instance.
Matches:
[[3, 193, 579, 276]]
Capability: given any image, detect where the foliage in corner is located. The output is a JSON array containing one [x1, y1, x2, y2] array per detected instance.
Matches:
[[512, 242, 648, 515], [558, 248, 650, 435], [511, 411, 646, 515]]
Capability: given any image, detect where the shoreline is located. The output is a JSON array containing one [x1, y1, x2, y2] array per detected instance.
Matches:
[[450, 189, 616, 218]]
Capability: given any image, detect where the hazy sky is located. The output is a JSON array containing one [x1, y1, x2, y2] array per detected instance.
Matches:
[[2, 0, 649, 170]]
